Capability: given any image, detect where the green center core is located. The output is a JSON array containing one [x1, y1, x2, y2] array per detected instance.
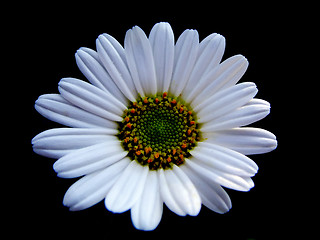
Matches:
[[139, 107, 183, 150], [117, 92, 201, 170]]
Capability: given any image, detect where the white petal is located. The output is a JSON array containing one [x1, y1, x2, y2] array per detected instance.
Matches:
[[96, 34, 137, 102], [35, 94, 117, 129], [185, 156, 254, 192], [149, 22, 175, 93], [131, 171, 163, 231], [169, 29, 199, 97], [105, 160, 149, 213], [198, 33, 225, 73], [58, 78, 126, 121], [125, 26, 157, 96], [188, 55, 248, 105], [158, 168, 185, 216], [190, 142, 258, 177], [75, 47, 128, 105], [201, 98, 270, 132], [53, 141, 127, 178], [160, 165, 201, 216], [203, 127, 277, 155], [63, 157, 130, 211], [181, 162, 231, 214], [76, 47, 108, 91], [183, 33, 225, 100], [32, 128, 118, 159], [195, 82, 258, 123]]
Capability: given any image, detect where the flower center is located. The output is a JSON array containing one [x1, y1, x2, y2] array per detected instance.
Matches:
[[117, 92, 201, 170]]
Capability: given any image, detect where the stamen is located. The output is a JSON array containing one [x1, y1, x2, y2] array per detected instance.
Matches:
[[117, 93, 201, 170]]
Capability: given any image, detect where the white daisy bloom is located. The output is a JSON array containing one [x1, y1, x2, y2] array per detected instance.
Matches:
[[32, 22, 277, 231]]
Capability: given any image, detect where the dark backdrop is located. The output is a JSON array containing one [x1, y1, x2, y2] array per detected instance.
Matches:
[[19, 3, 294, 239]]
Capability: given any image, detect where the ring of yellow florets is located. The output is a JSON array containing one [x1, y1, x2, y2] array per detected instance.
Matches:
[[117, 92, 201, 170]]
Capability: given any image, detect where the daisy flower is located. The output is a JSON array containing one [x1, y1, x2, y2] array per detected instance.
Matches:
[[32, 22, 277, 231]]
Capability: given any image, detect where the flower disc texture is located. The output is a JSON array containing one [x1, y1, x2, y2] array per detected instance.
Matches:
[[32, 22, 277, 231]]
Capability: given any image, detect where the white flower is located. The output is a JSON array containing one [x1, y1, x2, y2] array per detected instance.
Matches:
[[32, 22, 277, 231]]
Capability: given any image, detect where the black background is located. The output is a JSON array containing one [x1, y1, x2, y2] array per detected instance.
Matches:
[[15, 2, 301, 239]]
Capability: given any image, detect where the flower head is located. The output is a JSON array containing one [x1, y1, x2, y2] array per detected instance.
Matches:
[[32, 22, 277, 231]]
